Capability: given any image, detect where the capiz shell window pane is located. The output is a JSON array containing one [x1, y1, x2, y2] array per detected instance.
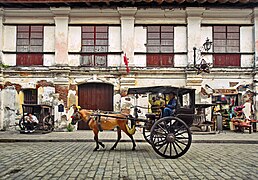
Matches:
[[81, 55, 94, 66], [95, 55, 107, 66]]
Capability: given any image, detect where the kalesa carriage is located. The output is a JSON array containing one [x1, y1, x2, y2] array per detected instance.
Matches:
[[19, 104, 55, 133], [71, 86, 196, 159]]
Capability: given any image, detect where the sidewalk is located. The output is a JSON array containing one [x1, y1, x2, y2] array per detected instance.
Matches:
[[0, 129, 257, 144]]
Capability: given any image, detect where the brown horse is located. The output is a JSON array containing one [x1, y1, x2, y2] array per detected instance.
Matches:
[[71, 109, 136, 151]]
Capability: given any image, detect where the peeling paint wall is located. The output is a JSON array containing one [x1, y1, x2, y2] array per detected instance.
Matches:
[[2, 86, 19, 129]]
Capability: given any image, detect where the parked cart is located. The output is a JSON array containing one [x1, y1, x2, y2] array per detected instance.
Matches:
[[19, 104, 55, 133]]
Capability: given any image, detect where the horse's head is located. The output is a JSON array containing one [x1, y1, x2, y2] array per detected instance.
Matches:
[[71, 109, 93, 125], [71, 111, 81, 125]]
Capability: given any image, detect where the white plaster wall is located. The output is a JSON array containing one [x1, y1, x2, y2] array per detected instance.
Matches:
[[3, 54, 16, 66], [241, 54, 254, 67], [114, 93, 121, 112], [44, 54, 55, 66], [54, 17, 69, 65], [4, 17, 54, 24], [44, 26, 55, 52], [134, 26, 146, 52], [240, 26, 254, 53], [109, 26, 121, 52], [68, 54, 80, 66], [68, 26, 81, 52], [202, 79, 253, 89], [0, 90, 3, 130], [3, 26, 16, 51], [107, 55, 121, 67], [70, 17, 120, 25], [174, 55, 187, 67], [136, 79, 186, 87], [134, 55, 146, 67], [174, 26, 187, 52], [2, 86, 19, 127]]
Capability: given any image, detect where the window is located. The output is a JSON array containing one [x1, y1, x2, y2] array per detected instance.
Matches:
[[213, 25, 240, 67], [23, 89, 37, 104], [16, 25, 44, 66], [81, 26, 108, 67], [146, 26, 174, 67]]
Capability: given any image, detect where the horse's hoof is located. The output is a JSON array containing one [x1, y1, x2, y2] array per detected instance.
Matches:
[[132, 148, 135, 151], [93, 148, 99, 151], [110, 147, 115, 150], [100, 144, 105, 148]]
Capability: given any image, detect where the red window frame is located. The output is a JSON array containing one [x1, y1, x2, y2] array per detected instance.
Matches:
[[213, 25, 240, 67], [81, 26, 108, 67], [16, 25, 44, 66], [146, 25, 174, 67]]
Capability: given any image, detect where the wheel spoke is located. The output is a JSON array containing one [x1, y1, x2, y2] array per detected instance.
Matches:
[[172, 142, 179, 156], [176, 136, 189, 140], [163, 142, 169, 155], [175, 130, 188, 136], [175, 139, 188, 146], [154, 138, 166, 146], [174, 141, 184, 152], [157, 141, 167, 150], [157, 123, 168, 133], [153, 129, 167, 136], [174, 124, 185, 134], [170, 142, 172, 156]]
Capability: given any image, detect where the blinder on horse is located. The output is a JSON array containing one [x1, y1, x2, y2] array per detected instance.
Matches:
[[71, 111, 82, 125]]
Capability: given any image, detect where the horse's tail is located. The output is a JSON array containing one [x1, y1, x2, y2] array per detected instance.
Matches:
[[125, 124, 136, 135]]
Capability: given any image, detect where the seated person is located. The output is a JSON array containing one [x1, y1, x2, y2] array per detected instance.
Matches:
[[25, 113, 39, 130], [163, 93, 177, 117], [150, 96, 160, 114]]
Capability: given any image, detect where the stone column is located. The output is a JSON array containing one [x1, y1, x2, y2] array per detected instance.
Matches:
[[51, 7, 70, 65], [186, 7, 205, 66], [0, 9, 4, 130], [186, 8, 205, 104], [253, 7, 258, 119], [118, 7, 137, 66]]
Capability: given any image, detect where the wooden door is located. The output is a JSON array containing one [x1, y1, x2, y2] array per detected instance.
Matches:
[[78, 83, 114, 130]]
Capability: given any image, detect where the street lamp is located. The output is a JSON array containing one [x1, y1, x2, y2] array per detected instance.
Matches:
[[203, 37, 212, 52], [193, 37, 212, 74]]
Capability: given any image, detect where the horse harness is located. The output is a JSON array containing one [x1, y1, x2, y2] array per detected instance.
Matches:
[[92, 111, 130, 132]]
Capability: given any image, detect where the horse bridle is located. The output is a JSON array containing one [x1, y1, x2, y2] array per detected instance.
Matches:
[[71, 111, 92, 125]]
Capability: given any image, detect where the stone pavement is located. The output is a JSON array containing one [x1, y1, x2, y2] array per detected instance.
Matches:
[[0, 141, 258, 179], [0, 129, 258, 179], [0, 128, 257, 144]]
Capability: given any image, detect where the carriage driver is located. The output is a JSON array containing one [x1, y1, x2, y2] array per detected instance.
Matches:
[[162, 92, 177, 117]]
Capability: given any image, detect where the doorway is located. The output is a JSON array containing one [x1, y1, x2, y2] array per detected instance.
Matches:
[[78, 82, 114, 130]]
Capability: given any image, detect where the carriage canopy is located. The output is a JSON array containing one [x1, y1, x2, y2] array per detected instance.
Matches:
[[127, 86, 195, 96]]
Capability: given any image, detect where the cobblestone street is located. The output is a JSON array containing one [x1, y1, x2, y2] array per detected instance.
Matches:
[[0, 142, 257, 180]]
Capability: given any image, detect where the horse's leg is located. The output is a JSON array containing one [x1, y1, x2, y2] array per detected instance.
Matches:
[[93, 131, 99, 151], [93, 128, 105, 151], [98, 140, 105, 149], [110, 127, 121, 150], [122, 127, 136, 151]]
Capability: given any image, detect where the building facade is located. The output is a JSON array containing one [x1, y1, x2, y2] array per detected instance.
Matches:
[[0, 0, 257, 130]]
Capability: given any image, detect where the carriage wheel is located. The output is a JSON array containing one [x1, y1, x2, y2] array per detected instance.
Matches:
[[150, 117, 192, 159], [19, 118, 25, 130], [143, 127, 151, 144]]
